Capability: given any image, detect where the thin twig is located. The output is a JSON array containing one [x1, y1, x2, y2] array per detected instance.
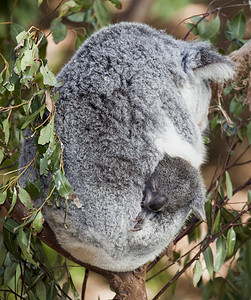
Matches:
[[81, 269, 89, 300]]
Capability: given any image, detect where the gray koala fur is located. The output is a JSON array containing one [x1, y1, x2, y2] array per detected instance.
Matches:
[[19, 22, 235, 272]]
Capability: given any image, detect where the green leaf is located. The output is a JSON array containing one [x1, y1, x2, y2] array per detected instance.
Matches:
[[108, 0, 122, 9], [38, 121, 54, 145], [225, 171, 233, 199], [75, 34, 86, 50], [214, 235, 227, 272], [32, 211, 44, 233], [226, 227, 236, 258], [2, 220, 20, 259], [0, 235, 7, 267], [247, 121, 251, 144], [16, 31, 28, 43], [93, 0, 110, 26], [54, 170, 73, 198], [67, 12, 85, 22], [2, 119, 10, 144], [248, 190, 251, 204], [4, 261, 17, 284], [36, 280, 47, 300], [50, 18, 67, 44], [17, 228, 38, 265], [10, 24, 25, 41], [0, 190, 7, 205], [21, 49, 34, 71], [47, 283, 58, 300], [38, 0, 44, 7], [186, 22, 199, 36], [203, 246, 214, 280], [40, 64, 57, 86], [17, 185, 33, 210], [40, 145, 54, 176], [212, 210, 221, 235], [21, 103, 46, 129], [200, 16, 220, 42], [68, 271, 80, 300], [25, 179, 42, 200], [49, 142, 61, 173], [245, 239, 251, 278], [59, 1, 77, 17], [8, 187, 17, 214], [225, 10, 246, 40], [170, 270, 179, 295], [193, 260, 203, 287]]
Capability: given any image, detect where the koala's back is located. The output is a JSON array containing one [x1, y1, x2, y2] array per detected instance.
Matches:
[[20, 23, 204, 271]]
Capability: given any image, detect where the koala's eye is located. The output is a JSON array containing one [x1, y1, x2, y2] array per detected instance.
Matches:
[[146, 195, 167, 212]]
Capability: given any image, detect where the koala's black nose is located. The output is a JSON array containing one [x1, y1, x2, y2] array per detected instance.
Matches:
[[146, 195, 167, 212]]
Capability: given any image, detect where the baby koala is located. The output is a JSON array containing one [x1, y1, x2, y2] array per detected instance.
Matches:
[[132, 155, 206, 231]]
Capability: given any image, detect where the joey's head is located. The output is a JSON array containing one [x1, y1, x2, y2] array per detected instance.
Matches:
[[142, 156, 206, 219], [178, 42, 235, 133]]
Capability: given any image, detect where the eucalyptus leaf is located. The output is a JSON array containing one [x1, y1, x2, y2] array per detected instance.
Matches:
[[0, 235, 7, 267], [10, 24, 25, 41], [193, 260, 203, 287], [200, 16, 220, 42], [54, 170, 73, 198], [2, 119, 10, 144], [50, 18, 67, 44], [40, 64, 57, 86], [67, 12, 85, 22], [17, 185, 33, 210], [16, 31, 28, 43], [4, 262, 17, 284], [8, 187, 17, 214], [245, 239, 251, 278], [25, 179, 42, 200], [93, 0, 110, 26], [0, 190, 7, 205], [38, 0, 44, 7], [214, 235, 227, 272], [213, 210, 221, 235], [226, 227, 236, 258], [225, 171, 233, 199], [21, 103, 46, 129], [108, 0, 122, 9], [203, 246, 214, 279], [38, 120, 54, 145], [36, 280, 47, 300], [59, 1, 77, 17], [32, 211, 44, 233], [225, 10, 246, 40], [17, 228, 38, 265], [21, 49, 34, 71]]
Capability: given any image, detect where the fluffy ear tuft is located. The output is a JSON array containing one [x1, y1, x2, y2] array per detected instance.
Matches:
[[182, 44, 236, 82]]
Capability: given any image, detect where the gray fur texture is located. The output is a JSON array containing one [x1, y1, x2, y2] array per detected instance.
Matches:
[[19, 22, 234, 272]]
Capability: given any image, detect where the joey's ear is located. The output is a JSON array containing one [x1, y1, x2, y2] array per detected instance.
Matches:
[[182, 44, 235, 82]]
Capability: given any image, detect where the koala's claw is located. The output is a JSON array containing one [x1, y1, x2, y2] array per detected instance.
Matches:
[[130, 222, 143, 231], [131, 213, 144, 231]]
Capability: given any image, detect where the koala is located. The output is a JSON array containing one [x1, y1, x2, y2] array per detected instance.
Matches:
[[19, 22, 235, 272], [132, 155, 206, 231]]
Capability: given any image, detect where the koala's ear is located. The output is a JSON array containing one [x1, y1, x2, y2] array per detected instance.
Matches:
[[182, 44, 235, 82]]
